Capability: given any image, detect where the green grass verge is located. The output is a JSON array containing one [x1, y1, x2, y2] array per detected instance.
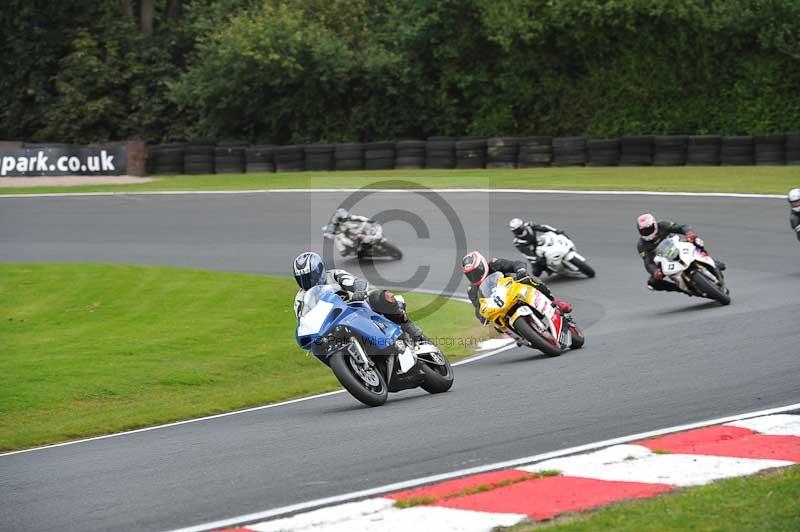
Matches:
[[0, 263, 489, 451], [502, 465, 800, 531], [1, 166, 797, 195]]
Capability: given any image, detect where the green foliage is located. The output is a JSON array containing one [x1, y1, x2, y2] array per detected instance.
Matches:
[[2, 0, 800, 143]]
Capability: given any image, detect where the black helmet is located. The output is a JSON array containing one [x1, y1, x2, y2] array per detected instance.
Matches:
[[293, 252, 326, 290]]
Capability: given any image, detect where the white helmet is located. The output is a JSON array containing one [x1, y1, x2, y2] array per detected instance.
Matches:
[[789, 188, 800, 212], [509, 217, 525, 236]]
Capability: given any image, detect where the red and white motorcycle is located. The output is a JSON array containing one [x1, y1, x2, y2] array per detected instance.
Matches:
[[654, 234, 730, 305]]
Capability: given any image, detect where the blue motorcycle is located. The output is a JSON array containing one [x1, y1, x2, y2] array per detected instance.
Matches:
[[296, 285, 453, 407]]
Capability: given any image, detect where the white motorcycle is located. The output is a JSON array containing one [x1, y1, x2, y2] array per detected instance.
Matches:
[[323, 220, 403, 260], [653, 234, 730, 305], [531, 231, 595, 278]]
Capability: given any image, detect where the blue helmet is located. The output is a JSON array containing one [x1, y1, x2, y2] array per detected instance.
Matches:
[[293, 252, 326, 290]]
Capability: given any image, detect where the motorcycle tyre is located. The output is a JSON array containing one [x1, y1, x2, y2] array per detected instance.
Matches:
[[329, 351, 388, 407], [569, 256, 596, 278], [514, 316, 563, 357], [419, 351, 454, 394], [691, 270, 731, 306]]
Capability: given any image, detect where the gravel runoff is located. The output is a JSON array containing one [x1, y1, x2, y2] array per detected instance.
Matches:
[[0, 176, 156, 188]]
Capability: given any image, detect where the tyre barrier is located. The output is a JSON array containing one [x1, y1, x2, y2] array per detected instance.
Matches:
[[274, 145, 305, 172], [486, 137, 519, 169], [365, 141, 395, 170], [395, 140, 426, 169], [720, 136, 754, 166], [586, 139, 620, 167], [425, 138, 456, 169], [140, 134, 798, 175], [552, 137, 586, 166], [245, 145, 275, 173], [686, 135, 722, 166], [517, 136, 552, 168], [620, 136, 653, 166], [787, 133, 800, 165], [455, 138, 486, 169], [214, 145, 246, 174], [149, 143, 185, 175], [653, 136, 688, 166], [335, 143, 365, 171], [182, 142, 215, 175], [304, 144, 335, 171], [754, 135, 785, 165]]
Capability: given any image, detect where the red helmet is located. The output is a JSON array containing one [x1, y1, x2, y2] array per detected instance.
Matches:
[[637, 213, 658, 241], [462, 251, 489, 286]]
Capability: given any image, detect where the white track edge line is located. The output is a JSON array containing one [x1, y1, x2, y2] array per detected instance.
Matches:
[[0, 188, 784, 199], [0, 294, 508, 459], [165, 401, 800, 532]]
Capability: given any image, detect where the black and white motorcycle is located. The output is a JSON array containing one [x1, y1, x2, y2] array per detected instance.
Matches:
[[654, 234, 730, 305], [323, 220, 403, 260], [530, 231, 595, 278]]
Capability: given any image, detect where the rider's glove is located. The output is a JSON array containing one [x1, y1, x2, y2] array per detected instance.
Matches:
[[652, 268, 665, 281], [514, 269, 529, 281], [349, 290, 368, 302], [685, 231, 698, 243], [536, 256, 547, 268]]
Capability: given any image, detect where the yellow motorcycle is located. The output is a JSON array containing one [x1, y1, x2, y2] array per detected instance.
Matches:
[[478, 272, 584, 356]]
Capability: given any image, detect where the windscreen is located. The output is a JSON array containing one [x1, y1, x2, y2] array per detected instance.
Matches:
[[479, 271, 503, 298], [655, 238, 679, 260], [300, 285, 335, 317]]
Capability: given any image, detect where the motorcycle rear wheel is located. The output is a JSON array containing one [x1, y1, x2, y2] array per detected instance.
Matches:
[[329, 349, 388, 407], [418, 349, 454, 394], [691, 270, 731, 306], [569, 322, 585, 349], [513, 316, 563, 357]]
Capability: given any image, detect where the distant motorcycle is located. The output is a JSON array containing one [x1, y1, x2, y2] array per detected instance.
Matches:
[[296, 285, 453, 406], [323, 220, 403, 260], [654, 234, 730, 305], [477, 272, 585, 357], [532, 231, 595, 278]]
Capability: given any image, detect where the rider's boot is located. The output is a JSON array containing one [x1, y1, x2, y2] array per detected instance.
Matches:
[[648, 279, 686, 295], [553, 299, 573, 314]]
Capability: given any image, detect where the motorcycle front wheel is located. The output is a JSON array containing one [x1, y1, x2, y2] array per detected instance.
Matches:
[[329, 348, 388, 407], [569, 256, 596, 278], [690, 270, 731, 306], [372, 241, 403, 260], [513, 316, 563, 357]]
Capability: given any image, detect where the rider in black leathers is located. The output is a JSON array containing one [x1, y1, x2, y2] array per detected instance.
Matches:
[[636, 213, 724, 293], [461, 251, 573, 324], [509, 218, 568, 276]]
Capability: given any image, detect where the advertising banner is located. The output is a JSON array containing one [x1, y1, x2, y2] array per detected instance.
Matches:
[[0, 144, 129, 177]]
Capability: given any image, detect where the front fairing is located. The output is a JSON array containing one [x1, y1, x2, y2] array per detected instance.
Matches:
[[478, 274, 535, 326], [295, 288, 401, 363]]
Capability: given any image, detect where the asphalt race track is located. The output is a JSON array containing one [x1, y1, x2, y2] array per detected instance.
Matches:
[[1, 190, 799, 532]]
